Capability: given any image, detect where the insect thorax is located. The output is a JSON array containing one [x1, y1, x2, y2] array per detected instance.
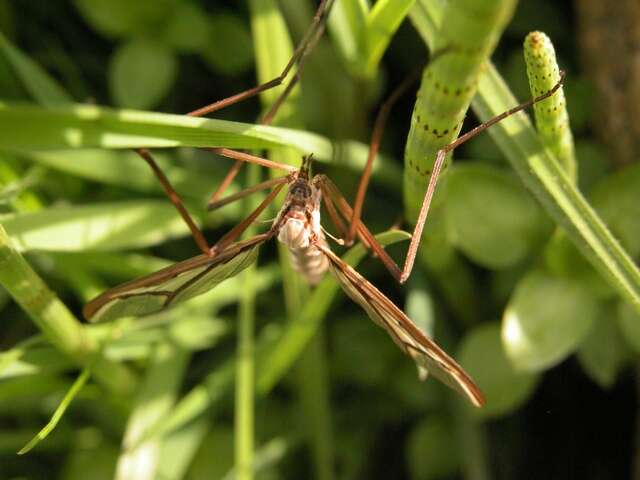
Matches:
[[275, 174, 328, 284]]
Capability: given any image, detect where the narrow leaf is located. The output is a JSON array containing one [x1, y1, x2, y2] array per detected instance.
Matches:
[[18, 367, 90, 454]]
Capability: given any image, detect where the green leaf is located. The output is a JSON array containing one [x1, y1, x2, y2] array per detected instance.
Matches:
[[577, 312, 630, 389], [155, 416, 209, 480], [18, 367, 90, 454], [590, 163, 640, 259], [22, 149, 213, 197], [3, 201, 189, 252], [0, 33, 72, 105], [0, 103, 329, 152], [617, 301, 640, 354], [364, 0, 416, 76], [0, 343, 72, 380], [406, 415, 460, 480], [72, 0, 177, 38], [331, 316, 398, 386], [109, 38, 178, 109], [115, 343, 189, 479], [459, 322, 539, 419], [202, 12, 254, 75], [502, 271, 598, 371], [445, 164, 551, 268], [327, 0, 368, 68], [163, 3, 212, 53], [405, 275, 435, 337]]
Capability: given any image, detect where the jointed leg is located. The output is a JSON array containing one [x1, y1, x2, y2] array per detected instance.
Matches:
[[207, 159, 244, 208], [136, 0, 335, 253], [209, 148, 297, 173], [346, 47, 455, 245], [187, 0, 335, 119], [316, 175, 402, 281], [323, 71, 566, 283], [346, 69, 422, 244], [212, 181, 286, 255], [200, 0, 336, 200], [397, 71, 566, 283], [208, 175, 291, 211], [137, 148, 212, 255]]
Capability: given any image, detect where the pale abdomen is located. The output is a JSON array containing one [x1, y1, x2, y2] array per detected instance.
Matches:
[[287, 234, 329, 285]]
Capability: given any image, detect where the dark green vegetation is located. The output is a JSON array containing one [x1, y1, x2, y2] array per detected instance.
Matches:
[[1, 0, 639, 479]]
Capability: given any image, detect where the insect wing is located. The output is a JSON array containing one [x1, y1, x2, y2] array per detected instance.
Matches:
[[319, 244, 485, 407], [84, 235, 269, 323]]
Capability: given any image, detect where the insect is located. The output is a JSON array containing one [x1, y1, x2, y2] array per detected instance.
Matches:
[[84, 153, 486, 407], [83, 0, 565, 408]]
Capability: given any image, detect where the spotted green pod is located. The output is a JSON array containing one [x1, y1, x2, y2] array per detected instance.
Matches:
[[524, 31, 577, 182], [403, 0, 517, 222]]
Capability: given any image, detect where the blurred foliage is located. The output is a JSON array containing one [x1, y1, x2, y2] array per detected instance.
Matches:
[[0, 1, 639, 480]]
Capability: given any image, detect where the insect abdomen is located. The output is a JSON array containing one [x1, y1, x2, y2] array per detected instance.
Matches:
[[288, 235, 329, 285]]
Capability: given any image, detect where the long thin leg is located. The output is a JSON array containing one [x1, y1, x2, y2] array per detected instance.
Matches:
[[186, 0, 335, 119], [212, 181, 286, 255], [397, 71, 566, 283], [317, 175, 402, 281], [208, 175, 290, 211], [207, 159, 244, 207], [346, 69, 422, 244], [135, 0, 335, 254], [322, 190, 348, 241], [200, 0, 336, 200], [209, 148, 297, 173], [137, 148, 211, 255], [319, 72, 566, 283], [346, 47, 455, 245]]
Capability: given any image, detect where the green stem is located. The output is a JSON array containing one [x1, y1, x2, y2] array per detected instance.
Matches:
[[250, 2, 334, 477], [0, 224, 136, 395], [235, 163, 261, 480], [455, 402, 489, 480], [404, 0, 517, 221], [413, 0, 640, 314]]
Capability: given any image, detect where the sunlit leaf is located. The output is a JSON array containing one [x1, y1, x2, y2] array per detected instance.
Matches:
[[502, 271, 598, 371], [3, 201, 189, 252], [445, 164, 551, 268], [459, 322, 539, 419], [590, 163, 640, 258]]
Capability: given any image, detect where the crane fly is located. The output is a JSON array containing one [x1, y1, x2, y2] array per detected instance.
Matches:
[[82, 0, 566, 408], [84, 155, 486, 407]]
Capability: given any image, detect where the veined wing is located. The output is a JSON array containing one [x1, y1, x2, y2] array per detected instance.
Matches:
[[318, 243, 485, 408], [84, 233, 272, 323]]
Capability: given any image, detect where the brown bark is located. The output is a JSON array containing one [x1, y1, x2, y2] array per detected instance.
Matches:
[[575, 0, 640, 166]]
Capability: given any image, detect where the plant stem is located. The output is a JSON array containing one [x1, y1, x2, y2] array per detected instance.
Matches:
[[235, 163, 261, 480], [0, 224, 136, 395]]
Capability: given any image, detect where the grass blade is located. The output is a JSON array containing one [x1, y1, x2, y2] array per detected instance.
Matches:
[[0, 224, 136, 394], [0, 32, 72, 105], [17, 367, 90, 454], [115, 343, 189, 480]]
